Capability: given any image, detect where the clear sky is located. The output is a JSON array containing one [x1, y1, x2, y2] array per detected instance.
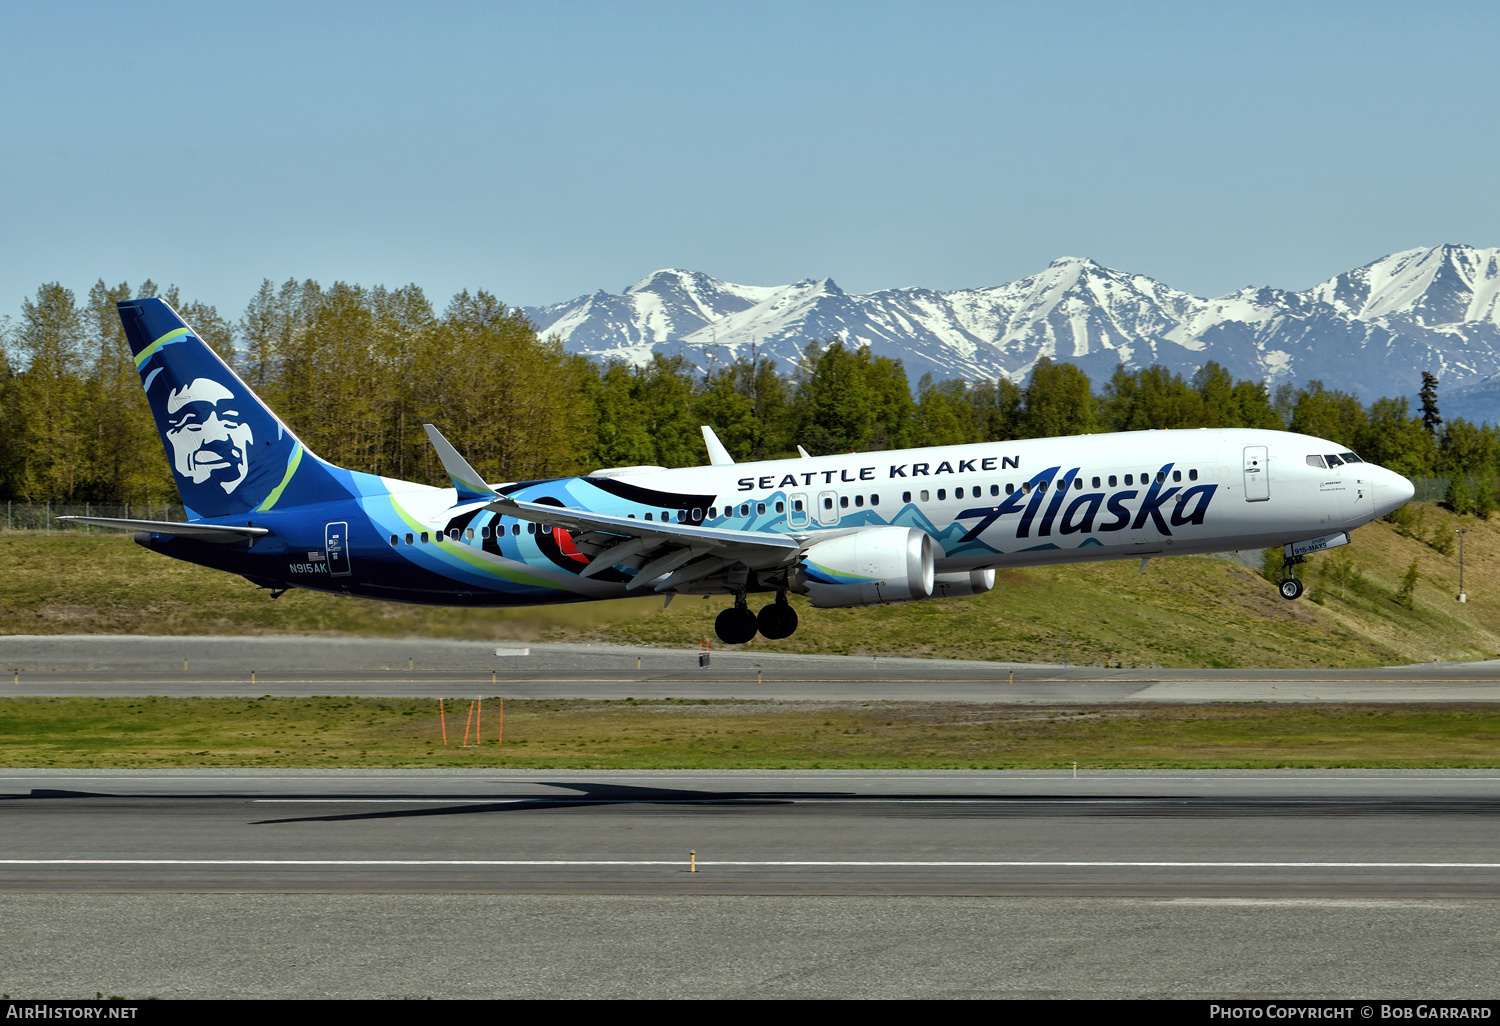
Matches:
[[4, 0, 1498, 319]]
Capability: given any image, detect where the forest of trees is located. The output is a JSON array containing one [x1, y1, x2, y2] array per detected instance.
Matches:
[[1, 277, 1497, 510]]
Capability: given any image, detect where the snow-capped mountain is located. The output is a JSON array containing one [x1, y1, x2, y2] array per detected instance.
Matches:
[[521, 246, 1500, 420]]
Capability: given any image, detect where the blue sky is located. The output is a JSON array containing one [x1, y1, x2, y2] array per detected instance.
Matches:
[[4, 0, 1498, 318]]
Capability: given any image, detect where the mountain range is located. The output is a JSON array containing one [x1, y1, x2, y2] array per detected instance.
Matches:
[[521, 245, 1500, 424]]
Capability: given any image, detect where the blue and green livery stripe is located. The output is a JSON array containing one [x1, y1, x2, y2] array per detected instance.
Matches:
[[387, 502, 563, 590], [254, 443, 304, 512], [133, 327, 193, 369], [803, 561, 879, 585]]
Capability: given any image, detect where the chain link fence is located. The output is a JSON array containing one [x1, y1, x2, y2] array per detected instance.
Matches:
[[1, 500, 186, 533]]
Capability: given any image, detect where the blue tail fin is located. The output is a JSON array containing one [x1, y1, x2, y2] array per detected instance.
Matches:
[[119, 298, 354, 521]]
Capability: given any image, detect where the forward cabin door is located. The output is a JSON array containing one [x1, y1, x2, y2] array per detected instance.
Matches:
[[1243, 446, 1269, 502]]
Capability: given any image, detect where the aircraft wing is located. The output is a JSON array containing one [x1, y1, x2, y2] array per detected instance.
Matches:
[[54, 517, 270, 544], [484, 495, 803, 592]]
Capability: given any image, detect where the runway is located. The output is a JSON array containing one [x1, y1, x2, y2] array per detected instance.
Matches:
[[5, 637, 1500, 997], [5, 635, 1500, 701], [6, 768, 1500, 896], [5, 768, 1500, 998]]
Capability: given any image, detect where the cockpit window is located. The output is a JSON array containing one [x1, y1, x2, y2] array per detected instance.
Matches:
[[1306, 455, 1326, 468], [1324, 454, 1344, 467], [1340, 452, 1362, 463]]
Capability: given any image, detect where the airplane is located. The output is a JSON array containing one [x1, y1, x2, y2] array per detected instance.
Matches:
[[60, 298, 1417, 644]]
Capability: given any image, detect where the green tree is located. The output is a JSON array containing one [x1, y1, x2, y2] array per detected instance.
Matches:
[[12, 283, 87, 498], [1419, 371, 1442, 435], [1019, 358, 1096, 437]]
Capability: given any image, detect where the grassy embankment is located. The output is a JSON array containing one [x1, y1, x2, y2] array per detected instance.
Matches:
[[5, 697, 1500, 769], [4, 501, 1498, 668]]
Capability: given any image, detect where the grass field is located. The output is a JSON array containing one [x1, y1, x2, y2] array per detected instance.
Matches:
[[6, 502, 1498, 669], [5, 696, 1500, 770]]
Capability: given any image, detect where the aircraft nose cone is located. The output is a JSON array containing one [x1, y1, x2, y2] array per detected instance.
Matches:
[[1376, 468, 1415, 516]]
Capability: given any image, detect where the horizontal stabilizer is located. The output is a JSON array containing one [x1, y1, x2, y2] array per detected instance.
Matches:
[[423, 425, 496, 503], [55, 517, 270, 544]]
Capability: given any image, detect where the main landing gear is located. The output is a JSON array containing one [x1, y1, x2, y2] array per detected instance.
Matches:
[[1278, 553, 1307, 601], [714, 592, 799, 644]]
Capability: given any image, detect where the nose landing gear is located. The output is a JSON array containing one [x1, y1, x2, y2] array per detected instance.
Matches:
[[1278, 553, 1308, 600]]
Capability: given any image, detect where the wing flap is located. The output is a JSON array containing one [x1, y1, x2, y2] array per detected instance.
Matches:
[[485, 495, 801, 572]]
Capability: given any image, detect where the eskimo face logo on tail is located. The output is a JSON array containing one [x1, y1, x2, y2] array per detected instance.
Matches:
[[164, 378, 253, 494]]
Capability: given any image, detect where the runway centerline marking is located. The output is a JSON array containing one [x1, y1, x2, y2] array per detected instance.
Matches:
[[5, 859, 1500, 869]]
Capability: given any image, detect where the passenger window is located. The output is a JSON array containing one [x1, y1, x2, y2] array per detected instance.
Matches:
[[1109, 475, 1117, 487], [792, 500, 802, 512], [757, 502, 766, 515], [542, 524, 551, 535], [1189, 469, 1199, 481], [991, 484, 1000, 496], [775, 501, 784, 513], [1006, 483, 1014, 495], [1172, 471, 1181, 483], [404, 533, 414, 545], [903, 491, 912, 502], [644, 513, 653, 521], [1092, 477, 1101, 489], [937, 489, 946, 500], [855, 495, 864, 507], [740, 504, 750, 517], [420, 532, 429, 543], [824, 497, 833, 509], [840, 496, 849, 508], [511, 524, 520, 535], [920, 490, 930, 502], [955, 487, 964, 499], [1124, 475, 1132, 486], [871, 494, 880, 506]]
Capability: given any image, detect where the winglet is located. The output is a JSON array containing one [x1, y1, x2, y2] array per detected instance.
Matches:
[[701, 425, 735, 466], [423, 425, 496, 502]]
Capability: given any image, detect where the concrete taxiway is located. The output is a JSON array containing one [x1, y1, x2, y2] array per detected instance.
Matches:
[[4, 634, 1500, 701]]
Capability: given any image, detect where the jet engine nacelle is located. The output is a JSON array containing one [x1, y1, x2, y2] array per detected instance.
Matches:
[[931, 569, 996, 599], [795, 526, 935, 608]]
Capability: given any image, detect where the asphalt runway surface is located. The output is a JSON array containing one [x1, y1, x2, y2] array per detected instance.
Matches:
[[5, 636, 1500, 998]]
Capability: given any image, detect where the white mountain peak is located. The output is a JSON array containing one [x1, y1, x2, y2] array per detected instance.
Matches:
[[521, 246, 1500, 420]]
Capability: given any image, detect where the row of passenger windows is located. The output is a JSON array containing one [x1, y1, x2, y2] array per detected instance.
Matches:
[[389, 523, 556, 545], [389, 468, 1211, 544], [893, 468, 1203, 504]]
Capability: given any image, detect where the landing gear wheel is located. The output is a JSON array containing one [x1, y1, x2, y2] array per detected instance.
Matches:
[[757, 602, 799, 639], [1279, 578, 1304, 600], [715, 606, 759, 645]]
